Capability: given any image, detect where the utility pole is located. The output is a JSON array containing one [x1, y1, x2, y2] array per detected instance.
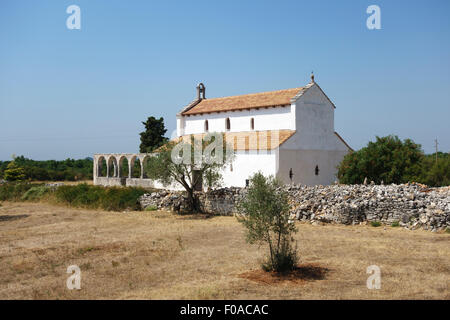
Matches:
[[434, 138, 439, 164]]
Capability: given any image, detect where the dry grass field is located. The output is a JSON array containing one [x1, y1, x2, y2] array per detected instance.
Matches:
[[0, 201, 448, 299]]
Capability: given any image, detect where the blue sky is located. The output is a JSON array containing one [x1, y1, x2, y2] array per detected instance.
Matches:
[[0, 0, 449, 160]]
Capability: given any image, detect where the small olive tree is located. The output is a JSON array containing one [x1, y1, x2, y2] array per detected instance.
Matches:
[[237, 172, 298, 272]]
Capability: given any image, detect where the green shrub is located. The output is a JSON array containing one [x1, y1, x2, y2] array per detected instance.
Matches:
[[337, 135, 449, 187], [21, 186, 51, 201], [0, 183, 36, 201], [337, 135, 423, 185], [417, 154, 450, 187], [445, 228, 450, 234], [0, 182, 148, 211], [101, 187, 146, 211], [145, 205, 158, 211], [391, 221, 400, 227], [55, 184, 101, 207], [54, 184, 146, 211], [54, 184, 85, 204], [370, 221, 382, 227]]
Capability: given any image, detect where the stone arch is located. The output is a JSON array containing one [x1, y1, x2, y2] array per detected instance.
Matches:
[[118, 156, 129, 178], [130, 155, 142, 178], [142, 155, 155, 179], [107, 156, 118, 178], [97, 156, 107, 177]]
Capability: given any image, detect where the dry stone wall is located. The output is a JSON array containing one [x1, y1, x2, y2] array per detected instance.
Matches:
[[138, 187, 244, 215], [138, 183, 450, 232], [285, 184, 449, 231]]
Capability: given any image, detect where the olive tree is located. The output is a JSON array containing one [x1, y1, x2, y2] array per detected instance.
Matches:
[[146, 132, 234, 212], [237, 172, 298, 272]]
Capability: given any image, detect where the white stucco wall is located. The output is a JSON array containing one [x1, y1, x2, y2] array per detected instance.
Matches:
[[146, 150, 278, 190], [277, 83, 351, 185], [282, 84, 346, 151], [277, 149, 348, 186], [152, 180, 185, 191], [180, 105, 293, 135], [176, 115, 184, 137], [221, 150, 278, 187]]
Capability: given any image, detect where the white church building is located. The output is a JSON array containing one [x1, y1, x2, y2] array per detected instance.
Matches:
[[93, 75, 352, 189], [176, 75, 352, 188]]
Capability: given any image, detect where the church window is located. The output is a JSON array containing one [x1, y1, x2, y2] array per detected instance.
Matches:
[[315, 165, 319, 176], [204, 120, 209, 132], [225, 118, 230, 131]]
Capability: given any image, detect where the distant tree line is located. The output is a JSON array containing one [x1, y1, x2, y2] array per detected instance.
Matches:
[[337, 135, 449, 187], [0, 156, 93, 181]]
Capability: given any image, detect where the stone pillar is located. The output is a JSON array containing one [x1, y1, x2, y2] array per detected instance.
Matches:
[[94, 157, 98, 178], [140, 160, 144, 179], [93, 157, 97, 185], [128, 160, 132, 179], [106, 162, 110, 178]]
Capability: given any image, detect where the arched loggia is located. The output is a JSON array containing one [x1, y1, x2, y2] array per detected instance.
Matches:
[[130, 156, 143, 179], [97, 156, 107, 177], [119, 156, 129, 178], [107, 156, 118, 178]]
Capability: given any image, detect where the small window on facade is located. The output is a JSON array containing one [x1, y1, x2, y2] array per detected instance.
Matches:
[[225, 118, 230, 131], [315, 165, 319, 176], [204, 120, 209, 132], [250, 118, 254, 130]]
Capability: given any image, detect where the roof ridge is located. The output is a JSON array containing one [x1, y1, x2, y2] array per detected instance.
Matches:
[[181, 86, 307, 115], [177, 98, 201, 115], [199, 87, 304, 101]]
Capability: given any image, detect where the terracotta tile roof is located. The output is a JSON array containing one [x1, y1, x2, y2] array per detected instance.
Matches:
[[172, 130, 296, 151], [181, 88, 304, 115]]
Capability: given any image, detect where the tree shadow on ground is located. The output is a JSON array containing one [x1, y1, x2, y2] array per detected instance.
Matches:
[[179, 213, 215, 220], [239, 263, 329, 285], [0, 214, 30, 222]]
